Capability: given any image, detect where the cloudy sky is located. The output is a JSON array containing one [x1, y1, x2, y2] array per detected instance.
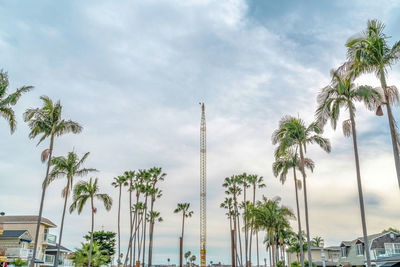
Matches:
[[1, 0, 400, 265]]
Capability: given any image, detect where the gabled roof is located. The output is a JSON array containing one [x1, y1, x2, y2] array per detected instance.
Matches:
[[46, 245, 71, 252], [0, 230, 32, 242], [0, 216, 56, 228], [340, 231, 399, 247]]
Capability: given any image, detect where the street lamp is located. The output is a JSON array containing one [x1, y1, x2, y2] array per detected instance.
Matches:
[[320, 240, 326, 267]]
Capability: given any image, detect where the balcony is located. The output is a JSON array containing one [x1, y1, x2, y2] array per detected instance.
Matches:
[[5, 248, 29, 259], [60, 259, 74, 267], [372, 248, 400, 259], [43, 233, 57, 245], [40, 254, 55, 266]]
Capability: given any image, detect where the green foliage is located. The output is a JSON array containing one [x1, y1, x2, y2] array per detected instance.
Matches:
[[383, 227, 400, 234], [291, 262, 301, 267], [84, 230, 116, 263], [12, 257, 28, 267], [71, 241, 110, 267], [277, 260, 284, 267], [311, 236, 324, 248], [305, 261, 316, 267], [0, 70, 32, 134]]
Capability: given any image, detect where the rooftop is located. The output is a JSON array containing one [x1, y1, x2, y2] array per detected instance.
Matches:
[[0, 216, 57, 228]]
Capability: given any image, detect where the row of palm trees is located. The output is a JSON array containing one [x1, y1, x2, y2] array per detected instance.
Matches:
[[111, 168, 165, 267], [220, 173, 266, 267], [0, 73, 113, 267], [271, 19, 400, 267], [112, 168, 165, 267]]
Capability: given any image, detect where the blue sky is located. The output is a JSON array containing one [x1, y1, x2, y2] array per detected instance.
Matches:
[[1, 0, 400, 265]]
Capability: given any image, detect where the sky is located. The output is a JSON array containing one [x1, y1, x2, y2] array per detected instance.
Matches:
[[1, 0, 400, 265]]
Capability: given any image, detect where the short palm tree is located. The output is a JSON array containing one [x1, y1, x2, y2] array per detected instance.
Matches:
[[346, 19, 400, 188], [273, 148, 314, 267], [0, 70, 32, 133], [111, 175, 128, 266], [311, 236, 323, 248], [174, 203, 193, 267], [316, 70, 381, 267], [70, 177, 113, 267], [184, 251, 191, 267], [272, 116, 331, 267], [24, 96, 82, 266], [49, 151, 97, 267]]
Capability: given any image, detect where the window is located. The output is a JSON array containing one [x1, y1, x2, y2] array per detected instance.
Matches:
[[384, 243, 400, 255], [341, 247, 347, 257], [394, 244, 400, 254], [356, 243, 364, 256]]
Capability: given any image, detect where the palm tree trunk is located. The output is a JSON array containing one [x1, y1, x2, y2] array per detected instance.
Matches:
[[30, 134, 54, 267], [349, 113, 371, 267], [293, 168, 304, 267], [88, 197, 95, 267], [256, 232, 259, 267], [379, 70, 400, 188], [55, 180, 70, 267], [142, 193, 149, 267], [123, 212, 142, 267], [244, 186, 248, 267], [249, 186, 256, 267], [130, 180, 133, 267], [148, 196, 155, 266], [232, 194, 239, 267], [118, 185, 122, 266], [299, 145, 312, 267], [268, 243, 272, 267]]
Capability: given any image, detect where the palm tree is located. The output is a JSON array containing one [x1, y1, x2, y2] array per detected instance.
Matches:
[[316, 70, 381, 267], [272, 148, 314, 267], [124, 170, 135, 267], [70, 177, 113, 267], [247, 174, 265, 267], [148, 167, 166, 266], [239, 173, 251, 267], [112, 175, 128, 266], [345, 19, 400, 188], [49, 151, 97, 267], [168, 258, 171, 266], [0, 70, 32, 133], [253, 196, 294, 267], [148, 210, 163, 265], [272, 116, 331, 267], [220, 197, 235, 266], [72, 241, 110, 267], [184, 251, 191, 267], [24, 96, 82, 266], [189, 255, 196, 267], [311, 237, 323, 248], [174, 203, 194, 267]]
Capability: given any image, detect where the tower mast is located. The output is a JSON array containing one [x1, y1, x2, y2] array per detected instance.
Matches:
[[200, 103, 207, 267]]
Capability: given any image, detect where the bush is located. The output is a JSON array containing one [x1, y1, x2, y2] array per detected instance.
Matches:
[[277, 261, 285, 267], [291, 262, 301, 267], [305, 261, 317, 267]]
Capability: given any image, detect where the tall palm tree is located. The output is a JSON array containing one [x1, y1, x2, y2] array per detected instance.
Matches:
[[174, 203, 194, 267], [70, 177, 113, 267], [316, 70, 381, 267], [111, 175, 128, 266], [24, 96, 82, 266], [148, 167, 166, 266], [0, 70, 32, 133], [239, 173, 250, 267], [148, 210, 163, 266], [272, 116, 331, 267], [345, 19, 400, 188], [247, 174, 265, 267], [48, 151, 97, 267], [221, 197, 235, 266], [273, 148, 314, 267]]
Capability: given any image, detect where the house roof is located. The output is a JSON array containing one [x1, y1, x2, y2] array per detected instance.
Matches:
[[46, 245, 71, 252], [0, 230, 32, 242], [0, 216, 56, 228], [340, 232, 395, 247], [326, 246, 341, 250]]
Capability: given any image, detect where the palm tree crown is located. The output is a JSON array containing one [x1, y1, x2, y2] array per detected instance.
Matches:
[[0, 70, 33, 133]]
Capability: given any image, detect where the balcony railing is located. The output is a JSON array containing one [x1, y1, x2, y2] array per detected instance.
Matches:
[[40, 254, 55, 266], [5, 248, 29, 259], [60, 259, 74, 267], [372, 248, 400, 259], [43, 233, 57, 245]]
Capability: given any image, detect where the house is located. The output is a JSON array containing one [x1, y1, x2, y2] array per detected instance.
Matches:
[[287, 245, 341, 267], [339, 231, 400, 267], [0, 230, 32, 263], [0, 216, 73, 267]]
